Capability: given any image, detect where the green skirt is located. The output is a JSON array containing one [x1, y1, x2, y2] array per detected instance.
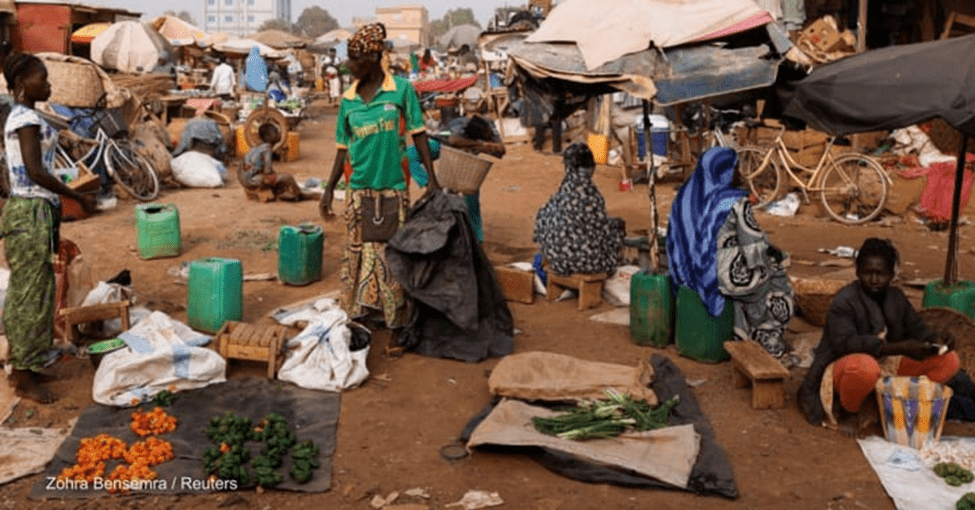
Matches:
[[2, 197, 58, 371]]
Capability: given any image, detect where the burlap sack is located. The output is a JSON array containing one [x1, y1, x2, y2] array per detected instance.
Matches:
[[488, 351, 657, 405]]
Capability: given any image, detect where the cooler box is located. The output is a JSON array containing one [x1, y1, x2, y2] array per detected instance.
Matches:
[[649, 114, 670, 157]]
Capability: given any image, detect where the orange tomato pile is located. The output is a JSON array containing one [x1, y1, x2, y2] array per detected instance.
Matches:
[[130, 407, 178, 436], [124, 437, 175, 467], [57, 434, 127, 483], [57, 407, 180, 493]]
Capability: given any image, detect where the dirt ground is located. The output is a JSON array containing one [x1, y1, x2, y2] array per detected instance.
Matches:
[[4, 98, 975, 510]]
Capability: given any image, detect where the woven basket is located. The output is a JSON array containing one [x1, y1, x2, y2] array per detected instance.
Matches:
[[43, 59, 105, 108], [792, 278, 848, 326], [436, 145, 494, 195], [919, 307, 975, 377]]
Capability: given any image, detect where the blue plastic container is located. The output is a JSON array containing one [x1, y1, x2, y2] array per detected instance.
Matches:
[[278, 224, 324, 286], [187, 257, 243, 334], [650, 114, 670, 157]]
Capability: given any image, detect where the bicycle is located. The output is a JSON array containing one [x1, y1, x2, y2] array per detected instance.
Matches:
[[50, 107, 160, 202], [736, 124, 889, 224]]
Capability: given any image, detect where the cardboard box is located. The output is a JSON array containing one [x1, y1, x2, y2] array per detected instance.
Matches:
[[494, 266, 535, 304], [800, 17, 845, 53]]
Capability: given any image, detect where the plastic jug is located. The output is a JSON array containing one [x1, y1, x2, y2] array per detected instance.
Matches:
[[278, 224, 324, 286], [187, 257, 243, 334], [675, 285, 734, 362], [587, 133, 608, 164], [922, 279, 975, 319], [629, 271, 674, 347], [135, 203, 181, 260]]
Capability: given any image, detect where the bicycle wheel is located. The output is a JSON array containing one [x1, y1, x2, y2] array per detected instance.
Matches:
[[819, 154, 888, 224], [105, 141, 160, 201], [736, 147, 780, 208]]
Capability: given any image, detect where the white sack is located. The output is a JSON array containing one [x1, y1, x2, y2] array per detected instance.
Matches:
[[170, 151, 226, 188], [277, 308, 370, 392], [92, 311, 225, 406]]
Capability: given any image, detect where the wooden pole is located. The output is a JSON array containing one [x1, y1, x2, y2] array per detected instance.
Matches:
[[642, 99, 659, 274], [857, 0, 868, 53], [944, 132, 969, 286]]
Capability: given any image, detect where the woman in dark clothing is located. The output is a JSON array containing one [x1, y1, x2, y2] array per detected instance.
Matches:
[[798, 238, 959, 427]]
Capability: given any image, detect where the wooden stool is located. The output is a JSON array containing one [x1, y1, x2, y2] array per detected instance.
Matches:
[[545, 270, 609, 310], [244, 187, 275, 202], [723, 340, 790, 409], [215, 321, 293, 378], [58, 300, 131, 346]]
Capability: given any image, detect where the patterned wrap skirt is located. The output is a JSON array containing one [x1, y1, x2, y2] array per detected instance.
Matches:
[[2, 197, 58, 371], [341, 188, 411, 328]]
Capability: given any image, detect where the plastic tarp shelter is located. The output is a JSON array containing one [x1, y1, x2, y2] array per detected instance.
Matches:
[[526, 0, 773, 71], [152, 15, 211, 47]]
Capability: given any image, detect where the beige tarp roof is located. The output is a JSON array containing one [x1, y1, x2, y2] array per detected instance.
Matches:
[[526, 0, 772, 70], [248, 29, 309, 49]]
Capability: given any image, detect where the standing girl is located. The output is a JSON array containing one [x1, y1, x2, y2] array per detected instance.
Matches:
[[3, 54, 96, 403]]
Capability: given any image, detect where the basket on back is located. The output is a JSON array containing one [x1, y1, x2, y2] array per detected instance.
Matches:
[[436, 145, 495, 195]]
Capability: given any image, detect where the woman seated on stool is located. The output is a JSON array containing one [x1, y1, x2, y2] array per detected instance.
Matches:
[[238, 123, 304, 201], [533, 142, 624, 276], [798, 238, 960, 430], [667, 147, 794, 359]]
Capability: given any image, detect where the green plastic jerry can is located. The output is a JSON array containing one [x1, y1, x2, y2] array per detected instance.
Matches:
[[278, 224, 324, 286], [135, 203, 181, 260], [675, 285, 734, 362], [187, 257, 243, 334], [629, 271, 674, 347]]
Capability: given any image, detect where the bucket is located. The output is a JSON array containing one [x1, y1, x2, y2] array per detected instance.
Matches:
[[278, 225, 324, 286], [587, 133, 608, 164], [649, 114, 670, 157], [135, 203, 181, 260], [630, 271, 674, 347], [187, 257, 243, 334], [922, 279, 975, 319], [674, 285, 734, 362], [875, 375, 952, 449]]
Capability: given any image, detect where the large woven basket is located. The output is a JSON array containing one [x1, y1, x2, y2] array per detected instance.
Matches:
[[791, 278, 848, 326], [43, 59, 105, 108], [436, 145, 494, 195], [919, 306, 975, 377]]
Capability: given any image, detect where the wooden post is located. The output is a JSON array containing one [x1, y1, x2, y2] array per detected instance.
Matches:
[[944, 133, 969, 286], [641, 100, 659, 274], [857, 0, 868, 53]]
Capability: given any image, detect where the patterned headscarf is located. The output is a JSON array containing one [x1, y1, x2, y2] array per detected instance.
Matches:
[[349, 23, 386, 56]]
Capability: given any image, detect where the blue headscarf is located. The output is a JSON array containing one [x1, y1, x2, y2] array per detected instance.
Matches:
[[245, 46, 267, 92], [667, 147, 748, 316]]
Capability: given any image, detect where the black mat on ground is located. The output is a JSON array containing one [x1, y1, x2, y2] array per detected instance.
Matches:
[[461, 354, 738, 499], [30, 378, 339, 499]]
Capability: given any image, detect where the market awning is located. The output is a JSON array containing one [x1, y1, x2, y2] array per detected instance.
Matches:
[[506, 31, 781, 104], [71, 22, 112, 45], [412, 76, 479, 94]]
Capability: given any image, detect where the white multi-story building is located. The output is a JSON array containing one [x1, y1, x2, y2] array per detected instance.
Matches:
[[203, 0, 291, 37]]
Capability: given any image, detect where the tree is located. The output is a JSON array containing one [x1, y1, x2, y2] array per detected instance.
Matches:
[[259, 18, 293, 33], [293, 6, 338, 39], [430, 8, 481, 41], [162, 10, 197, 26]]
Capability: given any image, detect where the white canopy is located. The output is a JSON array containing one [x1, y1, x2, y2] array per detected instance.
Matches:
[[526, 0, 772, 70]]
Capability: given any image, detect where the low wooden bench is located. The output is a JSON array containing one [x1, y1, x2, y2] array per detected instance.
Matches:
[[216, 321, 294, 378], [59, 300, 131, 346], [723, 340, 790, 409], [545, 270, 609, 310]]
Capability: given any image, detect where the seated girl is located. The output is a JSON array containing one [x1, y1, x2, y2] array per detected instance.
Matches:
[[798, 238, 960, 428], [533, 142, 624, 276], [667, 147, 794, 359], [238, 123, 304, 201]]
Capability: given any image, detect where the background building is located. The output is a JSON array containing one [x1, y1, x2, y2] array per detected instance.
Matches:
[[355, 4, 430, 47], [204, 0, 292, 37]]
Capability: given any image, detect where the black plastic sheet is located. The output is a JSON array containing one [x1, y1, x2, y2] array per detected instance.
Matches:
[[30, 378, 338, 499]]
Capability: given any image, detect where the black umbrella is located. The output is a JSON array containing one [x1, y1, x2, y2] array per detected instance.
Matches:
[[784, 34, 975, 285]]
